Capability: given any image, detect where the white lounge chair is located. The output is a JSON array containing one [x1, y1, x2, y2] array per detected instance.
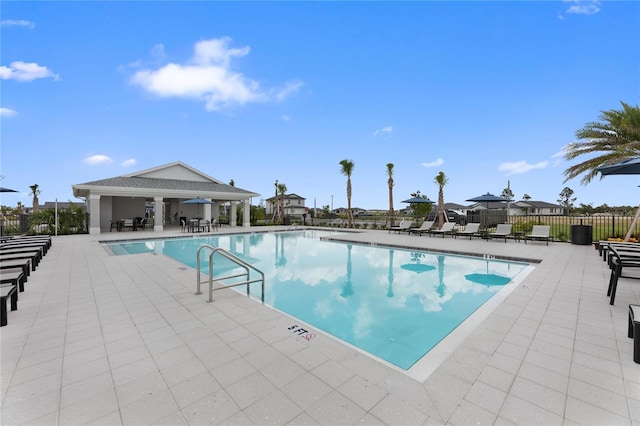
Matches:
[[524, 225, 551, 245], [488, 224, 512, 242], [408, 220, 434, 236], [429, 222, 456, 238], [389, 220, 412, 234], [456, 223, 481, 239]]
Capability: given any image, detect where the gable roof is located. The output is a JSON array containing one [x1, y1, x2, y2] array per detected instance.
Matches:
[[72, 161, 259, 200], [122, 161, 223, 183], [265, 193, 306, 202]]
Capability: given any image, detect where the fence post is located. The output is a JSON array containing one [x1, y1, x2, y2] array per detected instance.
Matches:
[[20, 214, 29, 234], [611, 214, 615, 239]]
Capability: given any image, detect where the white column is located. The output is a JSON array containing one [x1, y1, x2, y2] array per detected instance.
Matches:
[[230, 202, 237, 226], [89, 194, 101, 235], [243, 199, 250, 228], [154, 197, 164, 232], [212, 202, 220, 220]]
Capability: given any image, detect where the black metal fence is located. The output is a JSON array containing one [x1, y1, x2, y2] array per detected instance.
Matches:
[[4, 211, 638, 242], [1, 213, 89, 236], [309, 212, 639, 242]]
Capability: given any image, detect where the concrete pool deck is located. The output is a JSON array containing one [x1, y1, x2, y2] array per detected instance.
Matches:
[[1, 227, 638, 425]]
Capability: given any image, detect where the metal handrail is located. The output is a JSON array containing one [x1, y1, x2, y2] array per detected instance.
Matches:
[[196, 244, 265, 303]]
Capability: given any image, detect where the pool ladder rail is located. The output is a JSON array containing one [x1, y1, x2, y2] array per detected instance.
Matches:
[[195, 244, 265, 303]]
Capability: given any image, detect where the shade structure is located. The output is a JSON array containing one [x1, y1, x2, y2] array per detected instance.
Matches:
[[181, 197, 214, 218], [597, 158, 640, 176], [401, 196, 435, 204], [0, 187, 18, 193], [596, 157, 640, 241], [400, 263, 435, 274]]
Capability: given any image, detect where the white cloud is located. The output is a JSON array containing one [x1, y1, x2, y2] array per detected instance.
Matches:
[[563, 0, 601, 15], [498, 160, 549, 175], [373, 125, 393, 136], [0, 107, 17, 117], [551, 147, 567, 159], [421, 158, 444, 168], [83, 155, 114, 165], [0, 61, 59, 82], [129, 37, 301, 111], [1, 19, 35, 29], [272, 81, 303, 101], [121, 159, 137, 167], [282, 114, 292, 122], [551, 147, 567, 166]]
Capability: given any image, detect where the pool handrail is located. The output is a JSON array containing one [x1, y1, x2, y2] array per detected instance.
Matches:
[[196, 244, 265, 303]]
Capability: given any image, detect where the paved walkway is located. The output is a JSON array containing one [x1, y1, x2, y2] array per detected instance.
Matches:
[[1, 227, 638, 425]]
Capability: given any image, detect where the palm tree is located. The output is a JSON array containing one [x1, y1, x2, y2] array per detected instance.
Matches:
[[339, 159, 355, 228], [434, 172, 449, 227], [563, 102, 640, 185], [564, 102, 640, 240], [277, 182, 287, 224], [29, 184, 41, 213], [386, 163, 395, 227]]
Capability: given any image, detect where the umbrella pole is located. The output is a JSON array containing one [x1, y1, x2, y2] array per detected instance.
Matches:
[[624, 205, 640, 242]]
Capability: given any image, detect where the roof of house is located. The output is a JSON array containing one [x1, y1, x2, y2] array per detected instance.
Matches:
[[265, 193, 306, 201], [72, 161, 259, 200], [514, 200, 563, 208]]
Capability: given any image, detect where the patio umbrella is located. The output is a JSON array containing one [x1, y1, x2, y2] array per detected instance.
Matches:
[[596, 158, 640, 176], [466, 192, 508, 210], [465, 260, 511, 286], [402, 196, 435, 220], [181, 197, 214, 218], [0, 187, 18, 192], [401, 196, 435, 204], [597, 157, 640, 241]]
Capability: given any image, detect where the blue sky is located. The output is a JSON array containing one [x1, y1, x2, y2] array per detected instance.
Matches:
[[1, 1, 639, 211]]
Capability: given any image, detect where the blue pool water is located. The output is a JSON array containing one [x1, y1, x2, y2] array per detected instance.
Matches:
[[108, 230, 529, 370]]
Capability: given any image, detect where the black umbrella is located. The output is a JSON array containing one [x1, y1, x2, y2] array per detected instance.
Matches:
[[0, 187, 18, 193], [466, 192, 508, 210], [597, 158, 640, 176], [597, 157, 640, 241], [181, 197, 214, 218]]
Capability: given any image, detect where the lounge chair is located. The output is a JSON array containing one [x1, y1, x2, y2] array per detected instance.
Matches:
[[429, 222, 456, 238], [0, 283, 18, 326], [488, 224, 512, 242], [607, 246, 640, 305], [455, 223, 480, 239], [389, 220, 412, 234], [524, 225, 551, 245], [408, 220, 434, 236]]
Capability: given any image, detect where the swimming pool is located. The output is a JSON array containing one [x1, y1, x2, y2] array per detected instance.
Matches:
[[107, 229, 531, 371]]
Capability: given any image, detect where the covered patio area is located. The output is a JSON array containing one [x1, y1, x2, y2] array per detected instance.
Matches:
[[72, 162, 259, 234]]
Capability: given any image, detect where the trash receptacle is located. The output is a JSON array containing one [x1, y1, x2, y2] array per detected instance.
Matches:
[[283, 216, 290, 226], [571, 225, 592, 245]]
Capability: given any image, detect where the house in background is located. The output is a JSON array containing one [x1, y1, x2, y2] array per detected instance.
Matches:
[[463, 200, 565, 216], [265, 193, 307, 218], [334, 207, 366, 216], [512, 200, 565, 215], [72, 161, 259, 234]]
